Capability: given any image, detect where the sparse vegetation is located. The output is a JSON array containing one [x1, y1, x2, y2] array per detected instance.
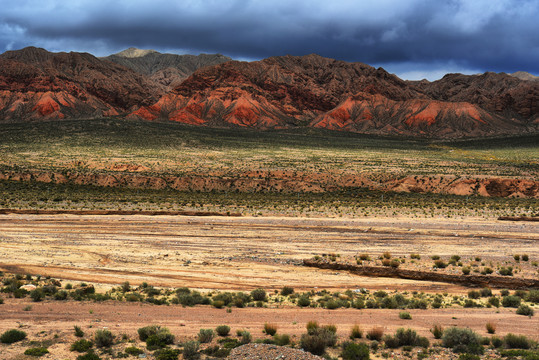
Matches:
[[0, 329, 27, 344]]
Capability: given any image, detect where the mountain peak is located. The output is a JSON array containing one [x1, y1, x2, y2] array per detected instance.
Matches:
[[511, 71, 539, 81], [114, 47, 159, 58]]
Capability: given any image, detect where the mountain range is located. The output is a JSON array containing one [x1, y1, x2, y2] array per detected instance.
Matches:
[[1, 47, 537, 138]]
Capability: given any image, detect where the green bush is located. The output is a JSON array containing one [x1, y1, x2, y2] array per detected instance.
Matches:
[[442, 327, 482, 354], [300, 327, 337, 355], [468, 290, 481, 299], [94, 329, 114, 348], [202, 345, 230, 358], [198, 329, 214, 343], [516, 304, 534, 316], [499, 267, 513, 276], [491, 336, 503, 348], [216, 325, 230, 337], [457, 354, 479, 360], [504, 333, 531, 349], [502, 295, 521, 308], [274, 334, 290, 346], [24, 347, 49, 357], [384, 328, 429, 348], [526, 290, 539, 303], [182, 341, 200, 360], [74, 325, 84, 337], [239, 330, 252, 344], [250, 288, 267, 301], [297, 296, 311, 307], [341, 341, 370, 360], [0, 329, 27, 344], [70, 339, 93, 352], [281, 286, 294, 296], [431, 324, 443, 339], [137, 325, 160, 341], [462, 267, 471, 275], [76, 351, 101, 360], [125, 346, 143, 356], [154, 348, 181, 360], [350, 324, 363, 339], [30, 288, 44, 302], [488, 297, 500, 307], [399, 312, 412, 320]]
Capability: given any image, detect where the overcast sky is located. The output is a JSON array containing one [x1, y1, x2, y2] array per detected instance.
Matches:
[[1, 0, 538, 80]]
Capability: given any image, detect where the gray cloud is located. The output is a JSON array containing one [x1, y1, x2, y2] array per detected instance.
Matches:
[[1, 0, 538, 80]]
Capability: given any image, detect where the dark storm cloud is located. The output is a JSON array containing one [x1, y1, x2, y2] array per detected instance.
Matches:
[[1, 0, 538, 80]]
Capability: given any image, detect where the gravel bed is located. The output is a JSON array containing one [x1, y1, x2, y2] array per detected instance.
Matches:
[[227, 343, 324, 360]]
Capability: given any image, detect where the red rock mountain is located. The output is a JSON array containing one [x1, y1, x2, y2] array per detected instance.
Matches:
[[133, 54, 539, 137], [1, 47, 538, 138], [0, 47, 162, 122]]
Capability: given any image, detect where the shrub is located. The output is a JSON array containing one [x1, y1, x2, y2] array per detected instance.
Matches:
[[399, 312, 412, 320], [513, 254, 520, 261], [94, 329, 114, 348], [502, 295, 521, 308], [281, 286, 294, 296], [434, 260, 447, 269], [212, 300, 225, 309], [274, 333, 290, 346], [341, 341, 370, 360], [239, 330, 252, 344], [431, 255, 440, 260], [468, 290, 480, 299], [70, 339, 93, 352], [366, 327, 384, 341], [146, 329, 175, 350], [526, 290, 539, 303], [125, 347, 143, 356], [359, 254, 370, 261], [383, 252, 391, 259], [155, 348, 181, 360], [0, 296, 3, 304], [24, 347, 49, 357], [499, 267, 513, 276], [442, 327, 481, 354], [216, 325, 230, 337], [264, 323, 277, 336], [390, 259, 400, 268], [350, 324, 363, 339], [74, 325, 84, 338], [503, 333, 531, 349], [138, 325, 161, 341], [410, 253, 421, 260], [306, 320, 319, 333], [0, 329, 27, 344], [182, 341, 200, 360], [485, 322, 496, 334], [250, 288, 267, 301], [516, 304, 534, 317], [488, 296, 500, 307], [297, 296, 311, 307], [198, 329, 214, 343], [431, 324, 443, 339], [76, 351, 101, 360], [458, 354, 479, 360], [491, 336, 503, 348], [54, 290, 68, 300], [30, 288, 44, 302], [462, 267, 471, 275], [396, 328, 429, 348]]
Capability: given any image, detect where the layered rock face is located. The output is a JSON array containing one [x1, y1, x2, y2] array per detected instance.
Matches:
[[133, 54, 539, 138], [0, 47, 162, 122], [1, 47, 538, 138]]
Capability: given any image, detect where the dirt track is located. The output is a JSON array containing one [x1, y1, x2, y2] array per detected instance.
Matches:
[[0, 214, 537, 293]]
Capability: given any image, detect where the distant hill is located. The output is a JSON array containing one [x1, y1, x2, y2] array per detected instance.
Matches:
[[511, 71, 539, 81], [104, 48, 231, 89]]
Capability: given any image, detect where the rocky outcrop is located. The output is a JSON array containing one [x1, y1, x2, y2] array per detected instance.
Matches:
[[0, 47, 162, 122], [0, 169, 537, 198], [303, 259, 539, 290]]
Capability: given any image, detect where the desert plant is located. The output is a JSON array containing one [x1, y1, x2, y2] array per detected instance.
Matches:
[[281, 286, 294, 296], [399, 311, 412, 320], [516, 304, 534, 317], [468, 290, 481, 299], [430, 324, 444, 339], [0, 329, 27, 344], [485, 322, 496, 334], [301, 327, 337, 356], [502, 295, 521, 308], [462, 267, 471, 275], [434, 260, 447, 269], [94, 329, 114, 348], [182, 341, 200, 360], [306, 320, 319, 333], [383, 252, 391, 259], [488, 296, 500, 307], [216, 325, 231, 337], [76, 351, 101, 360], [274, 333, 290, 346], [366, 327, 384, 341], [410, 253, 421, 260], [146, 329, 175, 350], [70, 339, 93, 352], [250, 288, 267, 301], [341, 341, 370, 360], [297, 296, 311, 307], [239, 330, 252, 344], [264, 323, 277, 336], [442, 327, 482, 354], [24, 347, 49, 357], [138, 325, 160, 341], [350, 324, 363, 339], [198, 329, 214, 343], [30, 288, 44, 302], [74, 325, 85, 338], [155, 348, 181, 360], [125, 347, 143, 356], [503, 333, 531, 349], [491, 336, 503, 348]]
